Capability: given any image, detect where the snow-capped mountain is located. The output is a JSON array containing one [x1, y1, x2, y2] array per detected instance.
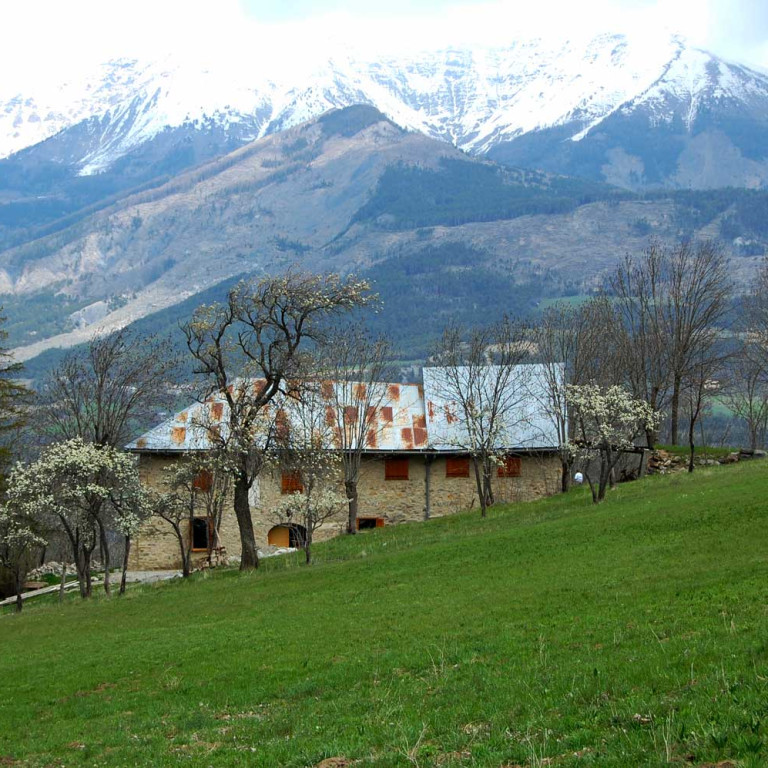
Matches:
[[2, 31, 768, 188]]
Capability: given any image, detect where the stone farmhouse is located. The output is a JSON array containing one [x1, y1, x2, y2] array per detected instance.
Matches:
[[125, 365, 563, 570]]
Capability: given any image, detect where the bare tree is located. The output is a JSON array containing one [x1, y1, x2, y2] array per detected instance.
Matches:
[[610, 241, 730, 446], [182, 271, 374, 570], [680, 351, 723, 472], [272, 386, 345, 565], [428, 318, 532, 518], [156, 462, 199, 578], [533, 297, 623, 491], [36, 328, 179, 449], [321, 328, 391, 534], [725, 344, 768, 453]]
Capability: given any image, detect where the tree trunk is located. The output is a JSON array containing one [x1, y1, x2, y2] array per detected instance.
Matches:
[[172, 524, 191, 579], [670, 375, 681, 446], [98, 522, 111, 597], [472, 457, 487, 517], [305, 533, 312, 565], [345, 479, 358, 534], [120, 536, 131, 595], [560, 455, 571, 493], [233, 470, 259, 570], [14, 569, 23, 613], [597, 449, 611, 502], [688, 420, 696, 473], [76, 549, 92, 599], [84, 552, 93, 598], [59, 562, 67, 603], [483, 458, 495, 507]]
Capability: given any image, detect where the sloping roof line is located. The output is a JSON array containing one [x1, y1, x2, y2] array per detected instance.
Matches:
[[126, 367, 562, 453]]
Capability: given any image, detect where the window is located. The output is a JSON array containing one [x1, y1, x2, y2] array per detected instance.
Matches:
[[191, 517, 212, 551], [446, 457, 470, 478], [384, 457, 409, 480], [281, 471, 304, 494], [357, 517, 384, 530], [498, 456, 522, 477]]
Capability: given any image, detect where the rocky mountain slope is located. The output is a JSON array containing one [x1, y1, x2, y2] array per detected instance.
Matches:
[[2, 32, 767, 191], [3, 107, 764, 365]]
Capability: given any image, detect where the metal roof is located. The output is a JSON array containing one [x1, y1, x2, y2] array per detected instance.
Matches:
[[126, 380, 429, 453], [127, 367, 561, 454], [422, 364, 562, 451]]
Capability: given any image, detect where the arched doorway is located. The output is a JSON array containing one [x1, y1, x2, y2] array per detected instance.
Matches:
[[267, 524, 307, 549]]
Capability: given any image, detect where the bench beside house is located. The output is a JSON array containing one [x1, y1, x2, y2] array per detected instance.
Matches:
[[125, 367, 562, 570]]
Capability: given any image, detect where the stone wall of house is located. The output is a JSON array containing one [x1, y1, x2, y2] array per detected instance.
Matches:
[[129, 452, 561, 570]]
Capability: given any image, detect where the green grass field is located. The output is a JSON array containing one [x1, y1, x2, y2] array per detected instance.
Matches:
[[2, 461, 768, 767]]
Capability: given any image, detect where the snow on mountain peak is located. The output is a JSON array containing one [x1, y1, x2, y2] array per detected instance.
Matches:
[[1, 31, 765, 173]]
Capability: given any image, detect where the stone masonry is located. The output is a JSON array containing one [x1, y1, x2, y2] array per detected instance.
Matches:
[[130, 452, 561, 570]]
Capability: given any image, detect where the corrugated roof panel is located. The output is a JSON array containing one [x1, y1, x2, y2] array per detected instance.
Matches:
[[126, 371, 560, 453], [422, 364, 562, 451], [127, 380, 428, 453]]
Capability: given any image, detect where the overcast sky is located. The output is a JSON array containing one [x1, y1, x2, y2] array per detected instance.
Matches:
[[2, 0, 767, 81]]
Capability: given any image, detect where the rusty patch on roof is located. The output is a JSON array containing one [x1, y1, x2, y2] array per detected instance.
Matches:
[[380, 406, 393, 423], [344, 406, 358, 425], [365, 428, 377, 448], [413, 427, 428, 446], [321, 380, 334, 400], [444, 404, 458, 424], [136, 438, 147, 449], [171, 426, 186, 445], [400, 427, 413, 448], [177, 411, 188, 423], [276, 409, 289, 439], [207, 425, 221, 444], [412, 414, 426, 430], [332, 426, 343, 449], [210, 402, 224, 420], [427, 400, 436, 419], [387, 384, 400, 402], [353, 383, 367, 401], [325, 405, 336, 427]]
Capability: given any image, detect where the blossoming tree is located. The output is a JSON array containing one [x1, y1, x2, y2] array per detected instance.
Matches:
[[567, 384, 660, 503], [6, 438, 151, 597]]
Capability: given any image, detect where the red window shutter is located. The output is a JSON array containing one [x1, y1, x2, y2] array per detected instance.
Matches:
[[445, 457, 470, 478], [193, 469, 213, 492], [384, 457, 409, 480], [498, 456, 522, 477], [281, 471, 304, 494]]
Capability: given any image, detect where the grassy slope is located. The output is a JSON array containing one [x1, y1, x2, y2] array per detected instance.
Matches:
[[2, 463, 768, 767]]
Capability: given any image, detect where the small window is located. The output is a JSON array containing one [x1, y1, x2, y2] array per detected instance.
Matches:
[[281, 471, 304, 494], [191, 517, 211, 551], [357, 517, 384, 530], [446, 457, 470, 478], [384, 457, 409, 480], [498, 456, 522, 478]]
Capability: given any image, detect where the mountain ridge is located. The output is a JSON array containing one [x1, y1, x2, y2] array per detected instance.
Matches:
[[3, 32, 768, 190], [2, 106, 765, 368]]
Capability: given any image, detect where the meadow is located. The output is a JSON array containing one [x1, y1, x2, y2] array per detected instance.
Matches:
[[1, 460, 767, 767]]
